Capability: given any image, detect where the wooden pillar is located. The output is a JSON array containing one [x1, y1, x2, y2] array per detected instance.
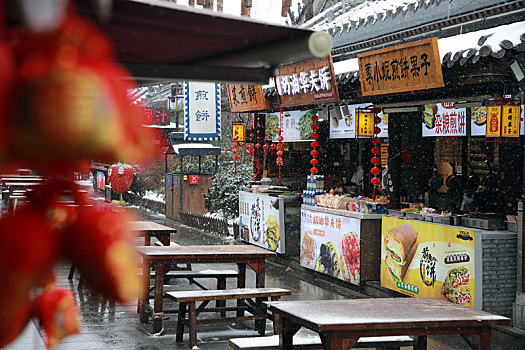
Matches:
[[388, 113, 402, 209]]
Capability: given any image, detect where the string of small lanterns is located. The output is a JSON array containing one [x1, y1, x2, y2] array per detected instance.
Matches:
[[370, 108, 382, 199], [310, 113, 320, 175]]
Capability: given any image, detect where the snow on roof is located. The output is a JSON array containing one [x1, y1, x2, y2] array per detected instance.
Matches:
[[330, 20, 525, 75], [172, 143, 220, 155], [307, 0, 423, 32], [143, 122, 179, 129]]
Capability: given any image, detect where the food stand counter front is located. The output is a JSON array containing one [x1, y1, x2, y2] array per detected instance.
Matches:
[[381, 215, 517, 318], [300, 205, 383, 285]]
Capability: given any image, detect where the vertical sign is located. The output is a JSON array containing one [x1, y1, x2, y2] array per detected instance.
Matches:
[[227, 84, 269, 112], [184, 82, 221, 141], [356, 108, 374, 137], [232, 123, 246, 142], [486, 105, 502, 138], [502, 105, 520, 137]]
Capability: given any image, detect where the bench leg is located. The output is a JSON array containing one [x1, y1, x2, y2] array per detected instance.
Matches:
[[188, 301, 197, 348], [255, 297, 265, 335], [414, 335, 427, 350], [176, 302, 187, 342], [216, 277, 226, 318]]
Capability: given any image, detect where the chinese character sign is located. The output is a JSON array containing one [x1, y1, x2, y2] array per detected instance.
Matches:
[[381, 217, 477, 308], [275, 55, 339, 108], [358, 38, 444, 96], [471, 105, 524, 136], [184, 82, 221, 141], [232, 123, 246, 142], [239, 191, 285, 253], [422, 103, 466, 137], [356, 110, 374, 137], [143, 99, 169, 126], [227, 84, 269, 112], [485, 98, 521, 138], [300, 209, 362, 285]]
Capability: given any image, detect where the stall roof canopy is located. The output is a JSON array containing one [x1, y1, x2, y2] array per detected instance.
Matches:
[[77, 0, 320, 84]]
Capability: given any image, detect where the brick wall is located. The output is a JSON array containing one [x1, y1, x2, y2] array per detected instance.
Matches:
[[482, 232, 517, 318]]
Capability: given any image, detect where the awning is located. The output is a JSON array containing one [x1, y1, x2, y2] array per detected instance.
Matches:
[[77, 0, 332, 84], [171, 144, 221, 156]]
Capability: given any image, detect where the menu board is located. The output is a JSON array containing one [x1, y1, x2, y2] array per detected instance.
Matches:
[[300, 209, 361, 285], [239, 191, 285, 253], [381, 216, 477, 308], [265, 110, 315, 142], [422, 103, 466, 137], [471, 105, 524, 136], [329, 103, 388, 139]]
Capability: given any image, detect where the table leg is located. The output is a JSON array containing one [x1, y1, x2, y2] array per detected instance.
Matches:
[[278, 317, 300, 350], [139, 259, 151, 321], [157, 232, 170, 246], [460, 327, 491, 350], [188, 301, 197, 348], [414, 335, 427, 350], [144, 233, 151, 246], [152, 260, 165, 333], [236, 263, 247, 317], [176, 302, 186, 342]]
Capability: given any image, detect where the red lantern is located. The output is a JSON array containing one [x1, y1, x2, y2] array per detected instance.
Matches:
[[371, 137, 381, 145], [309, 114, 320, 175], [370, 167, 381, 175], [371, 177, 381, 185], [310, 150, 319, 157], [311, 141, 319, 148], [371, 147, 380, 155], [311, 115, 319, 122], [371, 157, 381, 165], [310, 159, 318, 166], [310, 167, 318, 174], [255, 143, 261, 154], [277, 150, 283, 157], [311, 124, 319, 131], [311, 133, 319, 139], [370, 111, 382, 198]]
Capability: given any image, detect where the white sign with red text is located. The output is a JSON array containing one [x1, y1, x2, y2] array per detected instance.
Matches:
[[422, 102, 466, 137]]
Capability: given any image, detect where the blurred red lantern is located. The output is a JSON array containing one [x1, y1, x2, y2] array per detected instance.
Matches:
[[371, 147, 380, 155], [311, 133, 319, 139], [310, 159, 318, 166], [310, 167, 318, 174], [371, 157, 380, 165], [277, 150, 283, 157], [311, 124, 319, 131], [311, 141, 319, 148], [310, 150, 319, 157], [311, 115, 319, 122], [370, 167, 381, 175], [371, 177, 381, 185], [371, 137, 381, 145]]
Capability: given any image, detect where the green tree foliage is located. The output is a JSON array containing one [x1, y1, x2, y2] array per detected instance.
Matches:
[[208, 162, 252, 218]]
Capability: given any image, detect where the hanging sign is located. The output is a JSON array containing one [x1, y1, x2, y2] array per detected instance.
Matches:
[[184, 82, 221, 141], [485, 98, 521, 138], [329, 104, 388, 139], [471, 105, 524, 136], [227, 84, 269, 112], [358, 37, 444, 96], [356, 108, 374, 137], [422, 102, 466, 137], [232, 123, 246, 142], [274, 55, 340, 108]]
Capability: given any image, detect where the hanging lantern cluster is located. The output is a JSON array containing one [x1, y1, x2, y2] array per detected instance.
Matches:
[[276, 129, 284, 181], [370, 109, 382, 199], [310, 114, 320, 175], [231, 135, 239, 175]]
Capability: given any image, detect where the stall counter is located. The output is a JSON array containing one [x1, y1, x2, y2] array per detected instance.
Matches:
[[300, 204, 383, 285], [381, 215, 517, 318]]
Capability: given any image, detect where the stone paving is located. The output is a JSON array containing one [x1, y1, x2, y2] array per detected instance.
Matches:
[[5, 209, 524, 349]]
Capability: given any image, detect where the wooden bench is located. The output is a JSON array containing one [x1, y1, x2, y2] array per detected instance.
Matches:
[[229, 334, 414, 350], [166, 288, 291, 349], [154, 269, 240, 290]]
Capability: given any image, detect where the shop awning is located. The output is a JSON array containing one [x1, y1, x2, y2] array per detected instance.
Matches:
[[77, 0, 330, 84], [171, 144, 221, 157]]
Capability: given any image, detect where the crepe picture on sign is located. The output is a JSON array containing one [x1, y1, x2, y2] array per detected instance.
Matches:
[[300, 231, 317, 269], [318, 242, 341, 278], [340, 232, 360, 283], [442, 266, 472, 306], [471, 106, 487, 126], [266, 215, 280, 251], [383, 223, 419, 282]]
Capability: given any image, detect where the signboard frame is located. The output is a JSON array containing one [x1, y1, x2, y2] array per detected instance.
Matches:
[[274, 55, 340, 108], [184, 81, 221, 141], [358, 37, 444, 96], [227, 84, 269, 112]]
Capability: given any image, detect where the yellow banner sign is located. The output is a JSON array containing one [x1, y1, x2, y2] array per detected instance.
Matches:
[[502, 105, 520, 137], [358, 37, 444, 96], [232, 123, 245, 142], [381, 216, 476, 308], [486, 105, 502, 137], [356, 111, 374, 137]]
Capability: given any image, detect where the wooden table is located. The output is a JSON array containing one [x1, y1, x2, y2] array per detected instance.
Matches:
[[131, 221, 176, 246], [266, 298, 511, 350], [137, 245, 276, 333]]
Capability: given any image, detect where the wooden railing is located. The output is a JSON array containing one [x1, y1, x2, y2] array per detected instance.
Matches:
[[180, 211, 231, 237]]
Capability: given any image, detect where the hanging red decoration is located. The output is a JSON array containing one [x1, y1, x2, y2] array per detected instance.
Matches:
[[232, 135, 239, 175], [370, 110, 382, 200], [270, 143, 276, 155], [255, 143, 261, 154], [263, 143, 269, 157], [309, 113, 320, 175]]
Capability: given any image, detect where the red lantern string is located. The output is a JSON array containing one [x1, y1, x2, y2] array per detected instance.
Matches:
[[276, 109, 285, 181], [310, 113, 319, 175], [232, 135, 239, 175], [370, 110, 382, 200]]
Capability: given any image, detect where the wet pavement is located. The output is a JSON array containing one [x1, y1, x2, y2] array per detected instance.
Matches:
[[5, 207, 525, 349]]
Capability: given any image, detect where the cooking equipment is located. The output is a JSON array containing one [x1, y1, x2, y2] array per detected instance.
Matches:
[[428, 165, 443, 191], [461, 213, 506, 230]]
